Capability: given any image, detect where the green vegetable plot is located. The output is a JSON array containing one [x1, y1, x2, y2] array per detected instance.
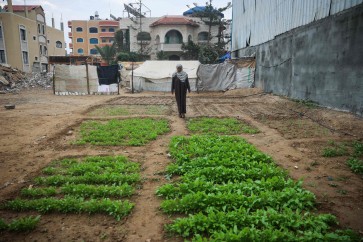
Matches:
[[0, 216, 40, 232], [88, 105, 170, 116], [75, 118, 170, 146], [2, 156, 140, 221], [187, 117, 259, 135], [157, 136, 359, 241]]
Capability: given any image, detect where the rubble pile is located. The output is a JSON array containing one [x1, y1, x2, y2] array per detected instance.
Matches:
[[0, 64, 53, 93]]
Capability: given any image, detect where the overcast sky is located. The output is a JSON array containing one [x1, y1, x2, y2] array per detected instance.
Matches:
[[2, 0, 232, 52]]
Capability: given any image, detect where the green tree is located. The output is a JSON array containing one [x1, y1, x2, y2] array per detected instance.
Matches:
[[114, 30, 124, 52], [188, 0, 230, 45], [95, 43, 116, 65], [156, 51, 168, 60], [198, 45, 219, 64], [181, 40, 200, 60]]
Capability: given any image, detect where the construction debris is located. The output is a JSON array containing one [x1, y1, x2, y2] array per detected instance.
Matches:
[[0, 64, 53, 93]]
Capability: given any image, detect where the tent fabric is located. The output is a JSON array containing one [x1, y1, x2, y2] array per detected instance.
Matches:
[[197, 62, 237, 91], [197, 62, 255, 91], [132, 61, 200, 92], [97, 65, 120, 85]]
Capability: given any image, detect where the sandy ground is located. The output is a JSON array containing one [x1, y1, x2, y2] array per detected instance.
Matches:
[[0, 88, 362, 241]]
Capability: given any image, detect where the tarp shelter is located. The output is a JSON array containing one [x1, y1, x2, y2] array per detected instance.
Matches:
[[132, 61, 200, 92], [196, 61, 255, 91]]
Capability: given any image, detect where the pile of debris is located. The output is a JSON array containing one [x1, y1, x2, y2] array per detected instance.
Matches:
[[0, 64, 53, 93]]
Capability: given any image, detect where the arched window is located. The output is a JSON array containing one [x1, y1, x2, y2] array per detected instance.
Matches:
[[109, 28, 115, 32], [56, 41, 62, 48], [165, 30, 183, 44], [43, 46, 47, 55], [77, 38, 84, 43], [76, 27, 83, 32], [90, 38, 98, 44], [77, 48, 84, 54], [39, 45, 42, 55], [90, 48, 98, 55], [89, 27, 98, 33], [198, 32, 209, 41]]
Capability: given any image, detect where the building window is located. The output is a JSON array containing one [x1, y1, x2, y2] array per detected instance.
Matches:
[[44, 46, 47, 56], [165, 30, 182, 44], [77, 38, 84, 43], [38, 24, 41, 34], [101, 28, 106, 32], [56, 41, 62, 48], [0, 50, 6, 63], [35, 56, 38, 61], [89, 27, 98, 33], [76, 27, 83, 32], [77, 48, 84, 54], [90, 38, 98, 44], [22, 51, 29, 64], [109, 28, 115, 32], [90, 48, 98, 55], [198, 32, 209, 41], [20, 28, 27, 41], [102, 39, 107, 43], [33, 36, 36, 40], [47, 40, 50, 43], [42, 25, 45, 35]]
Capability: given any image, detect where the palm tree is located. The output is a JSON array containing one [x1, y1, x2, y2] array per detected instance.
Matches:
[[95, 42, 116, 65]]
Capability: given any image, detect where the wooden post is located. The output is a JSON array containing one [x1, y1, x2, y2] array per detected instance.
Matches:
[[131, 62, 134, 94], [52, 65, 56, 95], [86, 61, 90, 95]]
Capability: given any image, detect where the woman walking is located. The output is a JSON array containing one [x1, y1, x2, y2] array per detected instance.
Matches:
[[171, 64, 191, 118]]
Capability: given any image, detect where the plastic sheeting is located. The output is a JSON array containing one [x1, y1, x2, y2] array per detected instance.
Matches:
[[232, 0, 363, 51], [132, 61, 200, 92], [196, 62, 255, 91]]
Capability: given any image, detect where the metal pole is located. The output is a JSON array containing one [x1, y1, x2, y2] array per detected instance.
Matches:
[[86, 61, 90, 95], [131, 62, 134, 94]]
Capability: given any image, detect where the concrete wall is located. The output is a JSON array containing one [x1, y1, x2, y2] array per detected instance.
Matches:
[[237, 4, 363, 116]]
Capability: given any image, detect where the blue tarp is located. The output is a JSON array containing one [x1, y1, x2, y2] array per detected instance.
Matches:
[[183, 6, 224, 18]]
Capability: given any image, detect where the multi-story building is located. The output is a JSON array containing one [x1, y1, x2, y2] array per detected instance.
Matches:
[[0, 2, 65, 72], [120, 15, 220, 60], [68, 12, 119, 56]]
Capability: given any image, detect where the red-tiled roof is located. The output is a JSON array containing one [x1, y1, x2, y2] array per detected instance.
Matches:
[[150, 16, 199, 27], [4, 5, 43, 12]]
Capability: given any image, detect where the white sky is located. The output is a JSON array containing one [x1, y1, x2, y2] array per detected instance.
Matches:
[[2, 0, 232, 53]]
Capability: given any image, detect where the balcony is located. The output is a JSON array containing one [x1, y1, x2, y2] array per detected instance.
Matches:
[[156, 43, 182, 52], [99, 32, 115, 38], [68, 32, 72, 38], [99, 20, 119, 27], [68, 21, 72, 27]]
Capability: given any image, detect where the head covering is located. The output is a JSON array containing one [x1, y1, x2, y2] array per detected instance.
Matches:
[[172, 64, 188, 82]]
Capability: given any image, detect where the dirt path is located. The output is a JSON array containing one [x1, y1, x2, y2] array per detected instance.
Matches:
[[0, 89, 362, 241], [124, 116, 187, 242]]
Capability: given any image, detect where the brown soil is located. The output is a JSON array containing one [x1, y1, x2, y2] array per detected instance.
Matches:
[[0, 88, 362, 241]]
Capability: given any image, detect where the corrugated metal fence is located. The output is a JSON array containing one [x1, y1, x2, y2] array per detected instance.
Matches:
[[232, 0, 363, 51]]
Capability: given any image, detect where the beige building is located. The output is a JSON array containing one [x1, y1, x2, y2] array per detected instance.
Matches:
[[120, 16, 220, 60], [0, 3, 65, 72], [68, 13, 120, 56]]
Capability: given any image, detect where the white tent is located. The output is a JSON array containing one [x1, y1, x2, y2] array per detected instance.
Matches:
[[131, 61, 200, 92]]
